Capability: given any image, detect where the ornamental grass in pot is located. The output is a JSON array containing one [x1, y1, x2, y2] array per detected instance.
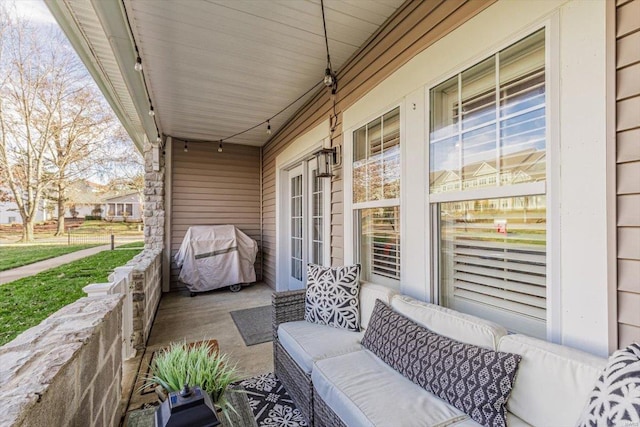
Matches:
[[141, 341, 242, 419]]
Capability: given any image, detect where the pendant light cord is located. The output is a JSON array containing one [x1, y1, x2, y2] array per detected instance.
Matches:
[[321, 0, 332, 70]]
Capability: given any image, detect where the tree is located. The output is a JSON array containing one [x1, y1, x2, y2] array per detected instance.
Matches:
[[0, 3, 123, 240], [0, 6, 59, 241], [46, 83, 115, 235]]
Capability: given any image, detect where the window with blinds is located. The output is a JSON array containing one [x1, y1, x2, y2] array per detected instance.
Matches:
[[439, 196, 546, 338], [430, 30, 548, 339], [353, 107, 401, 286], [357, 206, 400, 282], [429, 29, 546, 194]]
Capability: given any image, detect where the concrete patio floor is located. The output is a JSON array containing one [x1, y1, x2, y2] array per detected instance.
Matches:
[[121, 282, 274, 419]]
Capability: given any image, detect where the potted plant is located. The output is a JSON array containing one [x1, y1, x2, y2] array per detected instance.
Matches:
[[141, 341, 242, 419]]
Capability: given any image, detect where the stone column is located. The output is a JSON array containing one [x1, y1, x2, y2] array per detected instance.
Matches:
[[143, 139, 165, 250]]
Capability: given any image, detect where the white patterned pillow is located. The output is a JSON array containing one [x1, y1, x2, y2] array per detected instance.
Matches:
[[304, 264, 361, 332], [576, 343, 640, 427]]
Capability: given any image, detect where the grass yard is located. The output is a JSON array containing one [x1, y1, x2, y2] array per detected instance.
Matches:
[[117, 241, 144, 249], [0, 244, 101, 272], [0, 247, 142, 346]]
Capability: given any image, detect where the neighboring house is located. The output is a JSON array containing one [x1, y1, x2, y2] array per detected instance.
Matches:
[[60, 180, 105, 218], [0, 194, 48, 225], [50, 0, 640, 360], [102, 192, 142, 222]]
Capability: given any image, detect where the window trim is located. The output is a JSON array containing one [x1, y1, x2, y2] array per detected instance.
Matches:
[[426, 23, 561, 342], [344, 102, 404, 289]]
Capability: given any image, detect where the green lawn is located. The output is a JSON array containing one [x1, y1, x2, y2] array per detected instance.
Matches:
[[0, 247, 142, 346], [117, 241, 144, 249], [0, 244, 100, 272]]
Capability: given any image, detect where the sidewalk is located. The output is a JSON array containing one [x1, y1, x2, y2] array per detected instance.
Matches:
[[0, 245, 111, 285]]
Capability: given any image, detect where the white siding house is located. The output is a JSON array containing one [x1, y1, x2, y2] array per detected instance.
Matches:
[[102, 192, 142, 222]]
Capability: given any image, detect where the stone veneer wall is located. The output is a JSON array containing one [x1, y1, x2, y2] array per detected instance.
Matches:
[[144, 140, 165, 251], [0, 295, 124, 427], [126, 248, 162, 350]]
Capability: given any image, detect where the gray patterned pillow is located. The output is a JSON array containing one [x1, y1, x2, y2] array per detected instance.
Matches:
[[304, 264, 361, 332], [361, 300, 521, 427], [576, 343, 640, 427]]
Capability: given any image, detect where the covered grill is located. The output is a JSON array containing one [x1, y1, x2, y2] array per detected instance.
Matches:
[[175, 225, 257, 293]]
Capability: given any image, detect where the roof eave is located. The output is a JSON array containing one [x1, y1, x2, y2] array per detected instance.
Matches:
[[44, 0, 155, 153]]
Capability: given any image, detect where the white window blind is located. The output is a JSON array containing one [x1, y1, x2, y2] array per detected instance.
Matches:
[[440, 196, 546, 338], [371, 207, 400, 280], [358, 206, 400, 282]]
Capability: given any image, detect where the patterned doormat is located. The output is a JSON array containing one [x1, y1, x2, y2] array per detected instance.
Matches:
[[239, 373, 308, 427]]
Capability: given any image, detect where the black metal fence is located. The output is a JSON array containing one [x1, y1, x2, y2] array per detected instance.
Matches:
[[67, 228, 114, 248]]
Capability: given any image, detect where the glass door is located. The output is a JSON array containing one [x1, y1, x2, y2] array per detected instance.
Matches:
[[285, 161, 330, 290]]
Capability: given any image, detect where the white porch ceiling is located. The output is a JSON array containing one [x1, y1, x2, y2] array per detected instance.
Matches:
[[48, 0, 405, 148]]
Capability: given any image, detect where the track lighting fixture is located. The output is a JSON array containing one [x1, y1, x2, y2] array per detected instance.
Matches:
[[149, 106, 155, 117], [134, 56, 142, 72], [156, 135, 162, 144], [218, 141, 223, 153], [184, 141, 188, 152], [267, 121, 272, 135]]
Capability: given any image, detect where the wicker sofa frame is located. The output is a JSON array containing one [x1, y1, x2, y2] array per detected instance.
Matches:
[[272, 289, 367, 427], [272, 290, 315, 424]]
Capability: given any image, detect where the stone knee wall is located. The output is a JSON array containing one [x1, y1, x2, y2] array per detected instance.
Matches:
[[144, 140, 165, 251], [0, 295, 124, 427], [128, 248, 162, 350]]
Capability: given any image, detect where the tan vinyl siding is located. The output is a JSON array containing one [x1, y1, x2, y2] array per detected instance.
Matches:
[[615, 0, 640, 347], [171, 141, 261, 290], [260, 0, 495, 288]]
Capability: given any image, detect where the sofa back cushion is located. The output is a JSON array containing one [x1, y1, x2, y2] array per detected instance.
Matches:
[[498, 334, 606, 427], [391, 295, 507, 350], [362, 300, 522, 427], [359, 282, 398, 329]]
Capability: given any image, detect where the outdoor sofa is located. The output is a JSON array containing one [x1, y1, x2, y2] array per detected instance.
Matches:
[[272, 283, 609, 426]]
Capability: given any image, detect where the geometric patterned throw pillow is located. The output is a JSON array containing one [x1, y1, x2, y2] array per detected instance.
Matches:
[[304, 264, 361, 332], [576, 343, 640, 427], [362, 300, 521, 427]]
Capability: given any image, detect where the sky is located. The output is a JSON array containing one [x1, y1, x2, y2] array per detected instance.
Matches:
[[5, 0, 143, 185], [11, 0, 56, 24]]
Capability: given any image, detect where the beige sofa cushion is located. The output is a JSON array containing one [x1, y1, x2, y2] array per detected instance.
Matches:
[[277, 321, 364, 374], [359, 282, 397, 329], [312, 350, 480, 427], [391, 295, 507, 350], [499, 334, 606, 427]]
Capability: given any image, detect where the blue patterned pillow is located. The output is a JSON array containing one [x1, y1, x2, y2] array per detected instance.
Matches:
[[577, 343, 640, 427], [304, 264, 361, 332], [362, 300, 521, 427]]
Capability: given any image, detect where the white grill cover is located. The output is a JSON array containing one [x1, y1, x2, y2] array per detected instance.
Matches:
[[175, 225, 257, 292]]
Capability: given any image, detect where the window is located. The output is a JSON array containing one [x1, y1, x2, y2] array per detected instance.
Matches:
[[107, 204, 115, 216], [430, 29, 545, 194], [353, 107, 401, 285], [429, 30, 547, 338]]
